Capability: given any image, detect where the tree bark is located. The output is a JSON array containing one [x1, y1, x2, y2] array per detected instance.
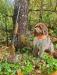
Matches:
[[18, 0, 28, 34], [12, 0, 28, 50]]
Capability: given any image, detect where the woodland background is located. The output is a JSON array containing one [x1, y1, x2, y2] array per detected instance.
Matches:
[[0, 0, 57, 47], [0, 0, 57, 75]]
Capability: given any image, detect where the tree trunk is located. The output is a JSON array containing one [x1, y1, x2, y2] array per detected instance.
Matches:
[[18, 0, 28, 34], [18, 0, 28, 49], [12, 0, 28, 50]]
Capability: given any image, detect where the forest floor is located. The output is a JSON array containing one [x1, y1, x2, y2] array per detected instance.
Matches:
[[0, 46, 57, 75]]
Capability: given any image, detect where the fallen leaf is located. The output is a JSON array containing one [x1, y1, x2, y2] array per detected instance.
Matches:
[[17, 70, 24, 75], [49, 71, 57, 75]]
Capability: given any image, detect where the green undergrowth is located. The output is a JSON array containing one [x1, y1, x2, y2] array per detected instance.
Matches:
[[0, 52, 57, 75], [42, 53, 57, 75], [0, 59, 33, 75]]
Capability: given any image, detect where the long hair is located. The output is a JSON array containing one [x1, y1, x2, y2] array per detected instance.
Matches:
[[34, 23, 48, 36]]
